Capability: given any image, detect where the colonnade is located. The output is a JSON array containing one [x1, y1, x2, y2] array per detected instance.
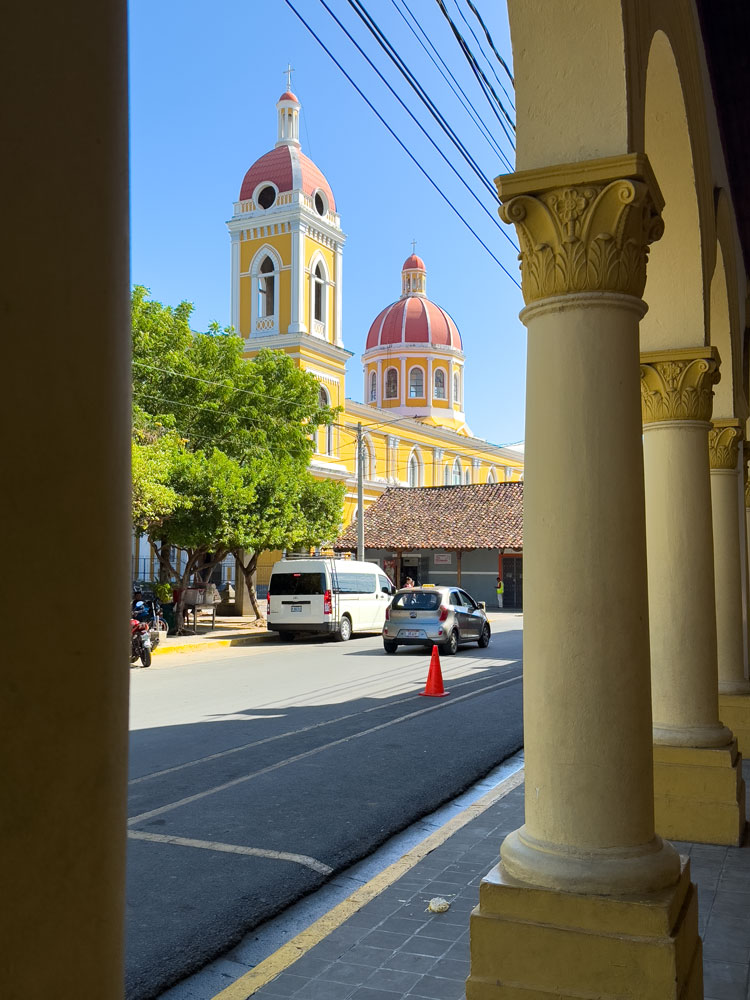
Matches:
[[467, 151, 749, 999]]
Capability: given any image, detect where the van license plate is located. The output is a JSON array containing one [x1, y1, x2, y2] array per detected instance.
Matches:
[[291, 606, 302, 613]]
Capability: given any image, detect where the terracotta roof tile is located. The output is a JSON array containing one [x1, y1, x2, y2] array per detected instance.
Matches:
[[335, 482, 523, 551]]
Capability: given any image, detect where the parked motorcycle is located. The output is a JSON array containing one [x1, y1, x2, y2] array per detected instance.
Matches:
[[132, 594, 168, 652], [131, 618, 152, 667]]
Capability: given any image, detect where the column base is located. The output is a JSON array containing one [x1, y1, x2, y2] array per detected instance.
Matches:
[[653, 740, 746, 846], [719, 693, 750, 756], [467, 859, 701, 999]]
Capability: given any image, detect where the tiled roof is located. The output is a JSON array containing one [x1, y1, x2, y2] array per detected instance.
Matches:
[[335, 482, 523, 551], [365, 296, 462, 350]]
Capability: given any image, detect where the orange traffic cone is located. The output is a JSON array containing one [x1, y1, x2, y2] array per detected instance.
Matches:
[[420, 645, 449, 697]]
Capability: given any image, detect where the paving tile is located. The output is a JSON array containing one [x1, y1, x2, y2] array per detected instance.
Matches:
[[361, 929, 415, 951], [702, 959, 748, 1000], [378, 915, 429, 936], [415, 920, 465, 942], [349, 989, 402, 1000], [406, 973, 467, 998], [343, 945, 394, 968], [256, 973, 310, 996], [427, 957, 471, 981], [397, 935, 451, 958], [289, 977, 355, 999], [317, 962, 372, 987], [284, 954, 332, 978], [382, 951, 437, 974], [362, 966, 423, 993]]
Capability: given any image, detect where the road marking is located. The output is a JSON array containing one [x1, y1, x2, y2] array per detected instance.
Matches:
[[129, 661, 521, 786], [208, 766, 525, 999], [127, 831, 332, 874], [127, 672, 522, 827]]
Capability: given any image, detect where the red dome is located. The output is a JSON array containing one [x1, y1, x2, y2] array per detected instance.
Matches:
[[402, 253, 425, 271], [278, 90, 299, 103], [365, 297, 462, 350], [239, 145, 336, 210]]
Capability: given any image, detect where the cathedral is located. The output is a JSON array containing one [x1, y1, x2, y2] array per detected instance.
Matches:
[[228, 89, 523, 548]]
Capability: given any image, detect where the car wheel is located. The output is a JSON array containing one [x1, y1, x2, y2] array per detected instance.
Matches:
[[478, 623, 491, 648], [383, 639, 398, 654], [336, 615, 352, 642], [442, 629, 459, 656]]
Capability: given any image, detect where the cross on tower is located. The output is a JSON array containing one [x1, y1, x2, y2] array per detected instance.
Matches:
[[411, 239, 417, 254], [285, 63, 294, 91]]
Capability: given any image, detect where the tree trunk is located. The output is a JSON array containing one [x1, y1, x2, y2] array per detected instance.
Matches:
[[232, 548, 262, 620], [156, 538, 171, 583]]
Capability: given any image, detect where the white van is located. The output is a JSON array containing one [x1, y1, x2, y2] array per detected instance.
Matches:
[[266, 557, 395, 641]]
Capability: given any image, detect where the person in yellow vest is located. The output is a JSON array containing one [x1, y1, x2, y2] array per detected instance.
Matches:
[[496, 576, 504, 609]]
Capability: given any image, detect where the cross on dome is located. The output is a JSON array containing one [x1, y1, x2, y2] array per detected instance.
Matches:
[[285, 63, 294, 91]]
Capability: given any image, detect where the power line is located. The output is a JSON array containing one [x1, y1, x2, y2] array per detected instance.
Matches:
[[342, 0, 513, 178], [463, 0, 515, 90], [388, 0, 506, 161], [283, 0, 522, 289], [313, 0, 513, 242], [433, 0, 515, 140], [450, 0, 515, 113]]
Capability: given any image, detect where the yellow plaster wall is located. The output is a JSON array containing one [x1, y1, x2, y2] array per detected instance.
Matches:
[[239, 231, 292, 337]]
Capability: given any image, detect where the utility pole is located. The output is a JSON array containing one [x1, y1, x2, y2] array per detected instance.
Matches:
[[357, 422, 365, 562]]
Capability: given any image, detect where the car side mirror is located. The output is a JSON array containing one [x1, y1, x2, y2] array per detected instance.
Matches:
[[477, 601, 486, 611]]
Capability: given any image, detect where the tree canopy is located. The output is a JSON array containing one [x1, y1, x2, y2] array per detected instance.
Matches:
[[131, 286, 345, 625]]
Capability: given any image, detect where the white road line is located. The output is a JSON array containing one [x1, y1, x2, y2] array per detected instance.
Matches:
[[127, 830, 333, 874], [129, 661, 520, 786], [127, 672, 523, 827]]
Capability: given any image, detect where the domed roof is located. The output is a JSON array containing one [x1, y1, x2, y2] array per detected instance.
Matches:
[[278, 90, 299, 102], [239, 145, 336, 210], [365, 296, 462, 350], [402, 253, 425, 271], [365, 254, 462, 351]]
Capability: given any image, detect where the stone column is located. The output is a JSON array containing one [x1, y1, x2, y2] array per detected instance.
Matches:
[[4, 1, 130, 996], [640, 350, 743, 844], [712, 421, 750, 754], [468, 155, 701, 1000]]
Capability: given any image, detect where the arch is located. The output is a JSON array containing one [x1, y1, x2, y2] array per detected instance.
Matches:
[[408, 446, 423, 487], [385, 367, 398, 399], [369, 370, 377, 402], [359, 432, 376, 480], [464, 467, 471, 485], [318, 384, 334, 455], [641, 29, 705, 350], [309, 252, 330, 338], [408, 365, 425, 399], [434, 367, 447, 400], [452, 457, 462, 485], [443, 462, 451, 486], [453, 370, 461, 407], [249, 244, 282, 332], [710, 189, 746, 420], [486, 466, 497, 484]]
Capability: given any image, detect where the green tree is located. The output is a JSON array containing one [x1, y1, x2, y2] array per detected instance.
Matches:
[[131, 287, 344, 629]]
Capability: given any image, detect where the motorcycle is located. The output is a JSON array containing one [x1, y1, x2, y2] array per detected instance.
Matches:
[[131, 618, 152, 667], [132, 595, 168, 652]]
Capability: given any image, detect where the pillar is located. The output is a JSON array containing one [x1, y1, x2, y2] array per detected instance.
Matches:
[[711, 419, 750, 753], [467, 155, 701, 1000], [640, 350, 744, 844], [2, 1, 130, 997]]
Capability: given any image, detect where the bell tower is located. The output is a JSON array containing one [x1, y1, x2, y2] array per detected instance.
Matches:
[[227, 87, 350, 445]]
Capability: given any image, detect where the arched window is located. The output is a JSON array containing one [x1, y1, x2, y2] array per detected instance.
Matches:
[[385, 368, 398, 399], [408, 449, 422, 487], [443, 463, 450, 486], [434, 369, 446, 399], [369, 371, 377, 402], [408, 367, 424, 398], [452, 458, 462, 485], [318, 385, 334, 455], [258, 256, 275, 318], [465, 468, 471, 484], [313, 262, 325, 322], [453, 371, 460, 405], [358, 434, 374, 480], [487, 467, 496, 484]]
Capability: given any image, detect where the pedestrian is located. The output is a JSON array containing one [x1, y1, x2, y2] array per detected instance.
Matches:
[[404, 576, 415, 588], [496, 576, 504, 609]]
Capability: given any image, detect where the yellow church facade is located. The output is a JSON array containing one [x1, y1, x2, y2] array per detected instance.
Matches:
[[227, 89, 524, 564]]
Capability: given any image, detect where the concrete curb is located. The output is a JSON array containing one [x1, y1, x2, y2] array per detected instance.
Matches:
[[152, 632, 275, 657]]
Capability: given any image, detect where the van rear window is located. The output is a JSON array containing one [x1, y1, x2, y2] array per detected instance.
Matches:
[[269, 572, 325, 595]]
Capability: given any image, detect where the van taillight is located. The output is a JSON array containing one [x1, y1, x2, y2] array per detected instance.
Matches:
[[324, 589, 332, 615], [438, 605, 449, 622], [267, 593, 270, 617], [385, 605, 390, 621]]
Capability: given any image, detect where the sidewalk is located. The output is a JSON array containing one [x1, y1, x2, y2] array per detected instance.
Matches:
[[152, 615, 274, 658], [183, 759, 749, 1000]]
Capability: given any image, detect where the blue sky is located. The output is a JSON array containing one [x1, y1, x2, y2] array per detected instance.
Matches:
[[128, 0, 526, 444]]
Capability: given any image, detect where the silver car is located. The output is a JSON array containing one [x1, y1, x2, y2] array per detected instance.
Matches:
[[382, 585, 491, 655]]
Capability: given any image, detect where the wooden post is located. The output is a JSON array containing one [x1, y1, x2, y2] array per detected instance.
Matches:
[[457, 549, 462, 586], [396, 550, 403, 589]]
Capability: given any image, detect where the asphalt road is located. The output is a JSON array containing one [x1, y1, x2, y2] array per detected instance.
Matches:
[[126, 617, 524, 1000]]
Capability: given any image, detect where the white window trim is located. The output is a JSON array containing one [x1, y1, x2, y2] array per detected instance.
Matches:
[[249, 245, 282, 335], [384, 366, 399, 400], [308, 252, 330, 339], [407, 364, 426, 399], [433, 366, 448, 400], [407, 446, 423, 487]]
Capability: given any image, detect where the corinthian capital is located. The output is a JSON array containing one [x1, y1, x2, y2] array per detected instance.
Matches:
[[640, 348, 720, 425], [709, 419, 743, 470], [497, 154, 664, 304]]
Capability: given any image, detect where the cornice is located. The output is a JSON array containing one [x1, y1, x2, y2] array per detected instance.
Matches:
[[243, 331, 353, 363]]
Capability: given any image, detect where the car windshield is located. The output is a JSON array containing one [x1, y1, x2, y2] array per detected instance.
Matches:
[[392, 591, 441, 611]]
